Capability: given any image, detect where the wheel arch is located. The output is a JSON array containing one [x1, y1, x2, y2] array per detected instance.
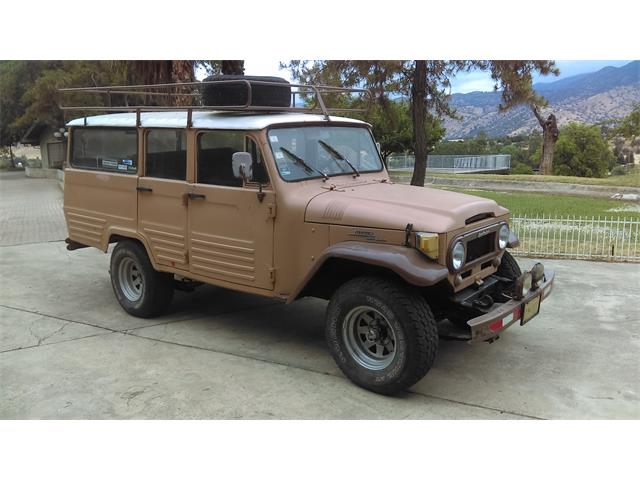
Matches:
[[105, 228, 160, 271], [288, 242, 449, 303]]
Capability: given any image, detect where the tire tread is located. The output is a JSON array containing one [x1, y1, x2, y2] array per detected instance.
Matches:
[[327, 276, 438, 395]]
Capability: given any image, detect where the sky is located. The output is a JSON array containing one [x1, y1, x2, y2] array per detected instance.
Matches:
[[242, 60, 634, 94]]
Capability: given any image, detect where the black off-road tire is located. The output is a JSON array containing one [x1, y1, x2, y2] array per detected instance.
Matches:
[[325, 276, 439, 395], [201, 75, 291, 108], [498, 250, 522, 279], [109, 240, 174, 318]]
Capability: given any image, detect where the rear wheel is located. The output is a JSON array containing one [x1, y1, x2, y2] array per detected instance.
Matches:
[[110, 240, 174, 318], [325, 276, 438, 395]]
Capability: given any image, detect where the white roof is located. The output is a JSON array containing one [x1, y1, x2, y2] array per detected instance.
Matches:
[[66, 111, 368, 130]]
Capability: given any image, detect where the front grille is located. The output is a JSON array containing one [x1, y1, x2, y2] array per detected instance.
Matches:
[[466, 232, 495, 262]]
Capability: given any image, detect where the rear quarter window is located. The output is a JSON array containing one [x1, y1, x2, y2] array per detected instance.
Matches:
[[71, 128, 138, 173]]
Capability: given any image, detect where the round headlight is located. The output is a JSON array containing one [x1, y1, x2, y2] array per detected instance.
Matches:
[[451, 241, 465, 271], [498, 224, 510, 249]]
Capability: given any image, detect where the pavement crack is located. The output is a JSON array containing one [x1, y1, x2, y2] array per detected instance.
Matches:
[[38, 322, 69, 345], [124, 330, 544, 420], [0, 304, 119, 333], [407, 392, 546, 420], [0, 331, 115, 354]]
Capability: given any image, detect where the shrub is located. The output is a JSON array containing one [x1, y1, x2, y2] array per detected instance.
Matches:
[[553, 123, 612, 178], [510, 162, 534, 175], [610, 165, 629, 176]]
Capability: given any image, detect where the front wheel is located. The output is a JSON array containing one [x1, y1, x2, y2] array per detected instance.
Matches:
[[325, 276, 438, 395], [110, 240, 174, 318]]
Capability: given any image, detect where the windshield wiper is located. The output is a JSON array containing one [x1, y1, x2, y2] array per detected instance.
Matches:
[[279, 147, 328, 181], [318, 140, 360, 177]]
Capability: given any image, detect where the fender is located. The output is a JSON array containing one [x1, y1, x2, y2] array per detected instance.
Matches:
[[288, 241, 449, 303]]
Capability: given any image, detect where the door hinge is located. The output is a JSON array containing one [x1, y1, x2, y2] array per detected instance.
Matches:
[[267, 203, 277, 219], [268, 267, 276, 283]]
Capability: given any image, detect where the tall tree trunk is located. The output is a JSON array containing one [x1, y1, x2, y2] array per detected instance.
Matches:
[[221, 61, 245, 75], [410, 60, 427, 187], [9, 144, 15, 168], [532, 105, 559, 175]]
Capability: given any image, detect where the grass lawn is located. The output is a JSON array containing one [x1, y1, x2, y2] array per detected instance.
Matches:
[[391, 167, 640, 188], [439, 187, 640, 220]]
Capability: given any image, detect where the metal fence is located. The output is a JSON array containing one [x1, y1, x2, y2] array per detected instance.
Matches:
[[510, 215, 640, 263], [387, 154, 511, 173]]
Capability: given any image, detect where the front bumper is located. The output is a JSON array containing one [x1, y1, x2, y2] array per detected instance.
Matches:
[[467, 269, 555, 343]]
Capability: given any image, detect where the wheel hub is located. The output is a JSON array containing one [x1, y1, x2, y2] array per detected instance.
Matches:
[[366, 327, 379, 342], [117, 257, 144, 302], [342, 306, 397, 370]]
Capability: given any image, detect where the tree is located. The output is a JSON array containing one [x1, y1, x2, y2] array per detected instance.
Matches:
[[616, 105, 640, 141], [0, 61, 59, 147], [552, 123, 612, 178], [476, 61, 560, 174], [357, 101, 416, 163], [283, 60, 461, 185], [0, 60, 225, 148], [284, 60, 558, 184]]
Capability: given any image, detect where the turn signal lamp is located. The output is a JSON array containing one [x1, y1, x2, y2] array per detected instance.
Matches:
[[416, 232, 439, 259]]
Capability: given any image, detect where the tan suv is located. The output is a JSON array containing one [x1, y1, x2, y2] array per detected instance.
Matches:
[[61, 78, 554, 394]]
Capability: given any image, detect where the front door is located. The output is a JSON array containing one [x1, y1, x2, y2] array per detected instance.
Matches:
[[137, 129, 189, 271], [188, 131, 275, 290]]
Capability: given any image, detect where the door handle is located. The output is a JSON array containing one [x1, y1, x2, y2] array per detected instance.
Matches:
[[136, 186, 153, 193], [187, 192, 206, 200]]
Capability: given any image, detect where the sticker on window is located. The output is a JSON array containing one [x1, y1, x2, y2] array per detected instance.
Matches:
[[122, 159, 133, 166], [275, 151, 284, 160], [117, 164, 128, 171], [269, 135, 278, 143], [102, 159, 118, 168]]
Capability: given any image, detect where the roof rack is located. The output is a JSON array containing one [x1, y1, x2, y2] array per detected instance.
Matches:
[[58, 79, 372, 126]]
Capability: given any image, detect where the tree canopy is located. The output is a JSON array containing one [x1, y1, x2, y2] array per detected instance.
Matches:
[[282, 60, 558, 185], [551, 123, 613, 178], [0, 60, 231, 147], [615, 105, 640, 141]]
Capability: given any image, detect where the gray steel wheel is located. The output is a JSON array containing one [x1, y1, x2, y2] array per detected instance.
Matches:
[[342, 306, 397, 370], [117, 256, 144, 302]]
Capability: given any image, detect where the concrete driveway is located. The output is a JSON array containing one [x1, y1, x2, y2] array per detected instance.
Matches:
[[1, 172, 638, 419]]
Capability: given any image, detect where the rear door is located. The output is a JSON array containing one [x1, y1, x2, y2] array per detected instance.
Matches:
[[188, 131, 275, 290], [137, 129, 190, 270], [65, 127, 139, 249]]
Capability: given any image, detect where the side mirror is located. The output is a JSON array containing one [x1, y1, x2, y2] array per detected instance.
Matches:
[[232, 152, 253, 181]]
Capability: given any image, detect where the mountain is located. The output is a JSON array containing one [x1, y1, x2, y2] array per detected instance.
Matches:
[[444, 61, 640, 139]]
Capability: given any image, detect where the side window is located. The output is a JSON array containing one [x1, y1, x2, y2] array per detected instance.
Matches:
[[197, 131, 244, 186], [145, 130, 186, 180], [71, 128, 137, 173], [198, 131, 270, 187]]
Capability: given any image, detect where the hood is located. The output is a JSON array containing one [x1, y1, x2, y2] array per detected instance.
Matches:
[[305, 182, 508, 232]]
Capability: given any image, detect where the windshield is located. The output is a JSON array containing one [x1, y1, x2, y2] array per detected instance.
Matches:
[[268, 126, 383, 182]]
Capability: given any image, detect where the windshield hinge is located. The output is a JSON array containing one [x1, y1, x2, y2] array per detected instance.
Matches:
[[268, 267, 276, 284], [267, 203, 277, 219]]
